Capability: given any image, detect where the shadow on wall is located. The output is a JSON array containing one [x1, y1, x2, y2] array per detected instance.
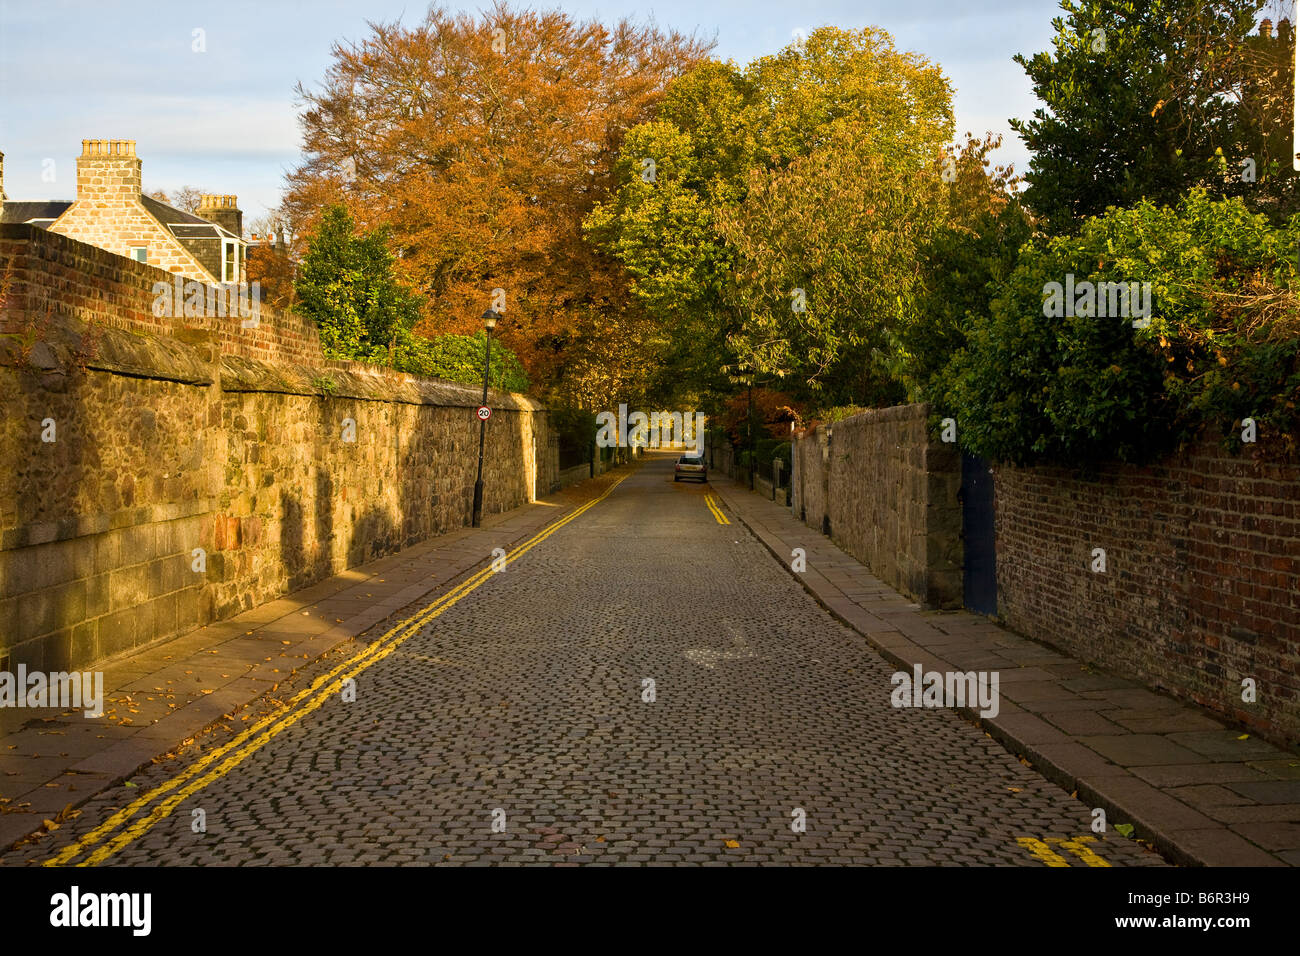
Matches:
[[279, 469, 339, 594], [6, 361, 103, 670], [348, 504, 398, 569], [268, 399, 537, 619]]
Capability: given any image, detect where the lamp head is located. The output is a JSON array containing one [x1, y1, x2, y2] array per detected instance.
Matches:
[[482, 309, 499, 331]]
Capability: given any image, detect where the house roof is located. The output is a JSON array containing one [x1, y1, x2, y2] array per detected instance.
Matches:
[[0, 200, 72, 225], [0, 196, 241, 245], [139, 195, 241, 241]]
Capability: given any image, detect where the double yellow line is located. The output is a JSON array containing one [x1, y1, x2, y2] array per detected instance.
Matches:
[[704, 493, 729, 525], [1016, 836, 1111, 867], [45, 472, 631, 867]]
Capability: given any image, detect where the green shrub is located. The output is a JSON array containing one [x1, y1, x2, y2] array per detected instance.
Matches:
[[393, 332, 529, 392], [935, 190, 1300, 465], [812, 405, 869, 425], [295, 205, 420, 361]]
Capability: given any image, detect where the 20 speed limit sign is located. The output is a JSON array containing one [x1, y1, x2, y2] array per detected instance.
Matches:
[[476, 405, 491, 421]]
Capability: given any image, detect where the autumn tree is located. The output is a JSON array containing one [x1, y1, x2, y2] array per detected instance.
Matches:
[[244, 212, 306, 310], [283, 1, 710, 403]]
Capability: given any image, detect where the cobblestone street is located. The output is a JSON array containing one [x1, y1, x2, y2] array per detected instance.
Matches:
[[7, 456, 1166, 866]]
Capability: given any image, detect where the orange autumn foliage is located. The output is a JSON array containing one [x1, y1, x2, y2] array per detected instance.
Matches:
[[282, 2, 711, 395]]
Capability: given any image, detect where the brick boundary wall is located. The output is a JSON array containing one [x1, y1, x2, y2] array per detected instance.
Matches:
[[1, 224, 321, 366], [995, 442, 1300, 748], [787, 404, 962, 608], [0, 227, 556, 673], [774, 396, 1299, 746]]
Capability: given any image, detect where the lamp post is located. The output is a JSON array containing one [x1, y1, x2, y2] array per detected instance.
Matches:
[[471, 308, 499, 527], [747, 378, 755, 491]]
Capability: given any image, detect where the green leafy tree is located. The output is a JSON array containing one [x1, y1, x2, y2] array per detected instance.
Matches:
[[938, 190, 1300, 466], [587, 26, 955, 404], [295, 205, 421, 362], [1010, 0, 1271, 233], [901, 133, 1033, 403], [296, 205, 529, 391], [584, 62, 756, 402], [716, 27, 954, 399], [1224, 18, 1300, 221]]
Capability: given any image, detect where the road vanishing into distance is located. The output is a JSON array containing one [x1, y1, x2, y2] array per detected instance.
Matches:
[[12, 455, 1165, 867]]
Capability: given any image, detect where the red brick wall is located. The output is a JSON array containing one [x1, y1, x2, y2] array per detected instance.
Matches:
[[995, 442, 1300, 747], [1, 225, 321, 366]]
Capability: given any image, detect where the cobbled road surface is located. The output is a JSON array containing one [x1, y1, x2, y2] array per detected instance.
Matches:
[[11, 455, 1167, 866]]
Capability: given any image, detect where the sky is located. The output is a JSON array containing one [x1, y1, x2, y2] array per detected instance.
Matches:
[[0, 0, 1209, 224]]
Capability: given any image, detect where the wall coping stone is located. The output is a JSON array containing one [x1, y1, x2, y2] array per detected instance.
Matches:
[[220, 354, 543, 409]]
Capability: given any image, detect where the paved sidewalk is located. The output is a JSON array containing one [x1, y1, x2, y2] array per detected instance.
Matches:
[[0, 468, 630, 851], [710, 476, 1300, 867]]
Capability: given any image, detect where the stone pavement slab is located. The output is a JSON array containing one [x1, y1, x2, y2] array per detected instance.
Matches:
[[0, 468, 632, 852], [709, 475, 1298, 867]]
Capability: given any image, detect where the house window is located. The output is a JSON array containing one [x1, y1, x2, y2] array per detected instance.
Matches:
[[130, 246, 147, 263], [222, 239, 238, 283]]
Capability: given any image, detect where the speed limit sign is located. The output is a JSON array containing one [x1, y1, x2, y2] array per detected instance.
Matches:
[[476, 405, 491, 421]]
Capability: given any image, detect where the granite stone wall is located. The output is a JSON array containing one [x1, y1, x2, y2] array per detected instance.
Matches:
[[0, 227, 555, 672], [790, 405, 962, 608]]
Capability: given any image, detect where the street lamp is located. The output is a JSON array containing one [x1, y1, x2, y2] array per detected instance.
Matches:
[[748, 378, 755, 491], [471, 308, 499, 528]]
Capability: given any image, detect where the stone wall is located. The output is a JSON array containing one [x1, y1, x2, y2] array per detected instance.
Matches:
[[1, 225, 319, 365], [791, 426, 828, 534], [0, 226, 555, 672], [557, 462, 591, 489], [995, 442, 1300, 747], [790, 405, 962, 607], [783, 397, 1299, 745]]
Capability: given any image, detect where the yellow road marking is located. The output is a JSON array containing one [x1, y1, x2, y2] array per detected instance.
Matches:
[[46, 471, 632, 867], [1016, 837, 1070, 867], [707, 496, 728, 528], [1016, 835, 1111, 867], [1052, 835, 1112, 867]]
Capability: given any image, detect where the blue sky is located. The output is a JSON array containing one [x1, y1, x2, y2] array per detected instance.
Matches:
[[1, 0, 1070, 223]]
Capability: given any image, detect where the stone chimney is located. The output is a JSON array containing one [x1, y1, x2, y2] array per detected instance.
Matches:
[[76, 139, 142, 203], [1261, 18, 1273, 38], [197, 194, 242, 238]]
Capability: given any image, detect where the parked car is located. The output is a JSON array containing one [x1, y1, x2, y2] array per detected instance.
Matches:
[[674, 453, 707, 482]]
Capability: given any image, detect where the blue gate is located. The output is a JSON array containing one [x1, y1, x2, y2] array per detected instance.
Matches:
[[960, 452, 997, 615]]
